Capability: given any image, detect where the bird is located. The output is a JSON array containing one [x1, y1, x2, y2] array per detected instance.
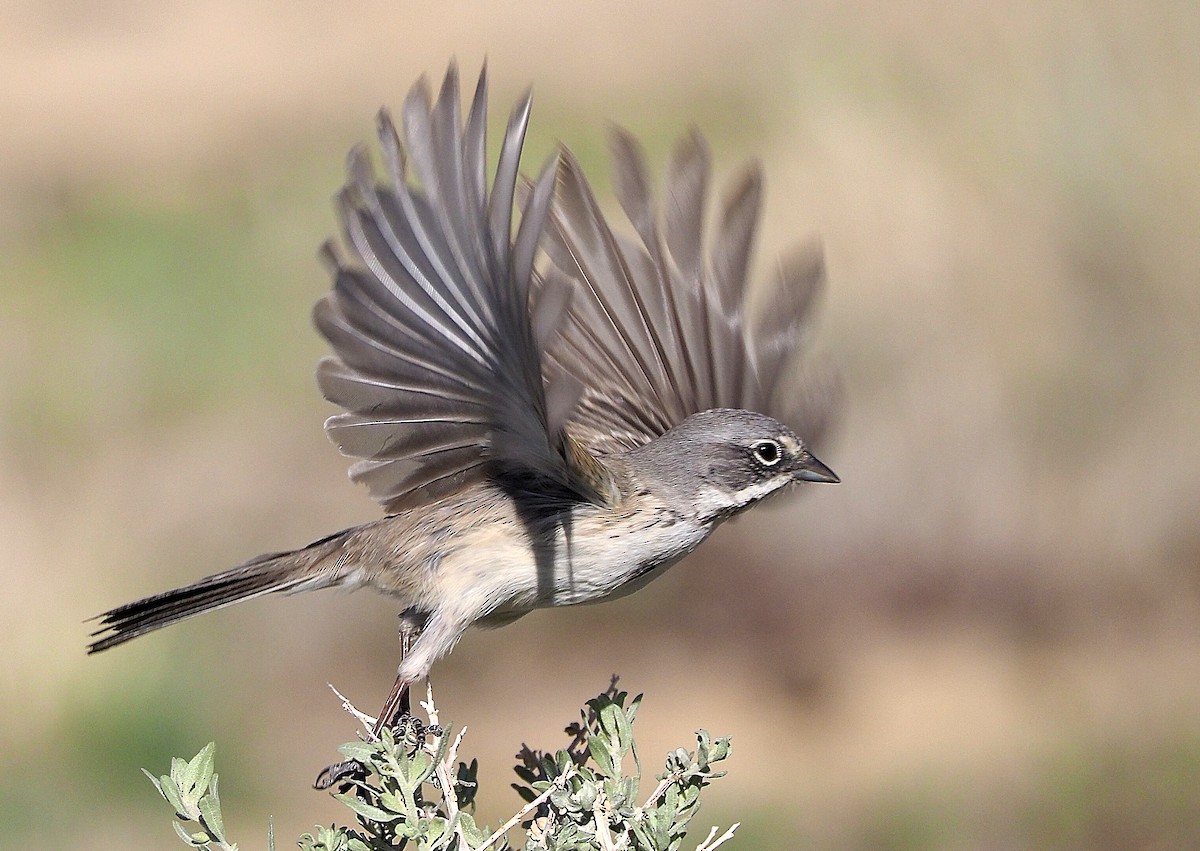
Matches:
[[88, 61, 838, 781]]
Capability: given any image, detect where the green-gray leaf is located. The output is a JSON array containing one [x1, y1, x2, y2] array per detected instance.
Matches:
[[334, 793, 403, 823], [142, 768, 166, 801], [458, 812, 487, 845], [197, 774, 226, 841], [337, 741, 378, 762], [171, 819, 208, 848], [184, 742, 216, 797], [158, 774, 188, 817], [588, 734, 617, 779]]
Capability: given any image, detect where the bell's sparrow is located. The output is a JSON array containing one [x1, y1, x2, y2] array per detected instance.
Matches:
[[88, 62, 838, 779]]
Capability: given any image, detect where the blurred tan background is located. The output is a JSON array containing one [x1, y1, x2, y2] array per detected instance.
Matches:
[[3, 2, 1199, 848]]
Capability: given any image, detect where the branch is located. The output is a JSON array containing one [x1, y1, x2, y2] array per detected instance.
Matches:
[[421, 684, 471, 848], [327, 683, 378, 737], [694, 823, 740, 851], [476, 768, 576, 851]]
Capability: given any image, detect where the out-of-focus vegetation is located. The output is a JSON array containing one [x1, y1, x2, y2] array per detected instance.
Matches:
[[2, 3, 1198, 849]]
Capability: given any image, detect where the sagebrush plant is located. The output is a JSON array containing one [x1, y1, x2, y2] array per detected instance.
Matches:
[[146, 684, 738, 850]]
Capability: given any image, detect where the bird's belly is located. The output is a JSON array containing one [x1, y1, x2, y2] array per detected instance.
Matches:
[[539, 513, 712, 608], [443, 502, 713, 624]]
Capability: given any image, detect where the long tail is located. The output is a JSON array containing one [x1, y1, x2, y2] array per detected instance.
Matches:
[[87, 527, 355, 654]]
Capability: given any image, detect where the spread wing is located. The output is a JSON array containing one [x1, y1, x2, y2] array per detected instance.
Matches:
[[541, 128, 835, 455], [314, 63, 592, 512]]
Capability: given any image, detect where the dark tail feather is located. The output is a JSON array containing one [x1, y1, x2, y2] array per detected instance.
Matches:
[[87, 528, 353, 654]]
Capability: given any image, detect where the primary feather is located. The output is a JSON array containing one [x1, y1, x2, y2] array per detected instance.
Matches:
[[315, 63, 588, 511]]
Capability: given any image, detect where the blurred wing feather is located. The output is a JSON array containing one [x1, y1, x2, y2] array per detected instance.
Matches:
[[544, 127, 833, 452], [317, 64, 594, 512]]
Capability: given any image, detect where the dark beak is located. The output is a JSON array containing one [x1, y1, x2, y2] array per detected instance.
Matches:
[[793, 451, 839, 484]]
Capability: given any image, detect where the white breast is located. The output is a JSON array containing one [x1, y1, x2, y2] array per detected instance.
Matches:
[[540, 502, 713, 607], [428, 496, 716, 624]]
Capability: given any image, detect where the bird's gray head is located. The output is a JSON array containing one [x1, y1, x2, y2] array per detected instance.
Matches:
[[626, 408, 838, 523]]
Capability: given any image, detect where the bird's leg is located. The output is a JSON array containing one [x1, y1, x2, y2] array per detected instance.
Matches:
[[374, 616, 420, 730], [313, 614, 425, 791]]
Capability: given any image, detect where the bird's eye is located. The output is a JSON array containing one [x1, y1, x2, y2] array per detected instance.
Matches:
[[751, 439, 783, 466]]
